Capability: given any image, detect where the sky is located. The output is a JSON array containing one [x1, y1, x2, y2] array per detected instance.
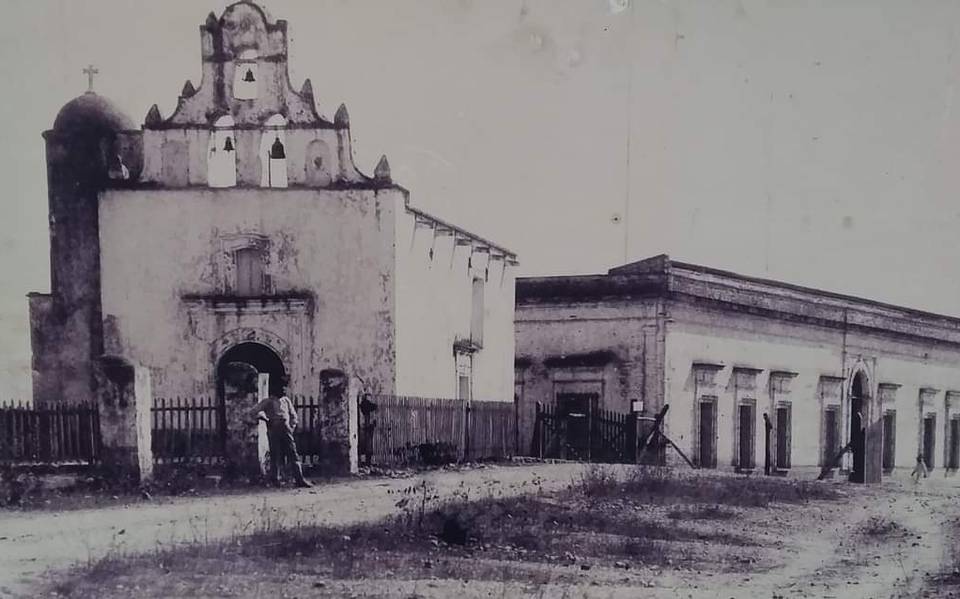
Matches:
[[1, 0, 959, 398]]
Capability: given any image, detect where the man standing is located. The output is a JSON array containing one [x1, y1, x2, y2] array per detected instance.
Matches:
[[254, 375, 313, 488]]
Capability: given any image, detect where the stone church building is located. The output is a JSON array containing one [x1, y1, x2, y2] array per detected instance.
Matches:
[[516, 255, 960, 483], [28, 2, 516, 470]]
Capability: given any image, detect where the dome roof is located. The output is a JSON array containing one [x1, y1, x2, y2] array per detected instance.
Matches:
[[52, 92, 136, 134]]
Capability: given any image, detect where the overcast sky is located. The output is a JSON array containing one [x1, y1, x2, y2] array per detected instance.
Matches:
[[1, 0, 959, 397]]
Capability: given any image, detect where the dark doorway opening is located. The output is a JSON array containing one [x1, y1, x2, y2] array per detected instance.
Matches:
[[775, 405, 791, 469], [698, 398, 717, 469], [216, 342, 286, 399], [556, 393, 598, 460], [823, 406, 840, 467], [922, 414, 936, 471], [849, 373, 867, 483], [882, 410, 896, 473], [737, 403, 755, 470], [948, 417, 960, 471]]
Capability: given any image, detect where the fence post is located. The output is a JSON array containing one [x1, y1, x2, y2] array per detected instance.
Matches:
[[94, 356, 153, 482], [346, 376, 361, 474], [221, 362, 264, 479], [626, 411, 638, 464], [318, 369, 354, 475], [535, 401, 543, 459], [464, 402, 472, 463]]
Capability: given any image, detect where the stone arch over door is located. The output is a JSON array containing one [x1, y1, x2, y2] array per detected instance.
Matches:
[[216, 342, 287, 399], [211, 328, 290, 368]]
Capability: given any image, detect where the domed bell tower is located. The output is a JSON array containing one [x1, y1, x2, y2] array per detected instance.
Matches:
[[30, 77, 143, 404]]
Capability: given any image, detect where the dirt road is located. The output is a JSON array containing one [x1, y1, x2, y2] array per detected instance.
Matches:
[[0, 463, 591, 597], [3, 465, 957, 598]]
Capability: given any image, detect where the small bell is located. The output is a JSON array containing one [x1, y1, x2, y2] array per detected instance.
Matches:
[[243, 69, 255, 83], [270, 137, 286, 159], [223, 137, 234, 152]]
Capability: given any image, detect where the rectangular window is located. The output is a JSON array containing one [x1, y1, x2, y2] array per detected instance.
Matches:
[[949, 417, 960, 470], [882, 410, 897, 472], [457, 375, 470, 401], [470, 277, 484, 347], [922, 414, 936, 470], [737, 402, 755, 469], [235, 248, 264, 296], [775, 404, 792, 469], [823, 406, 840, 467], [698, 398, 717, 469]]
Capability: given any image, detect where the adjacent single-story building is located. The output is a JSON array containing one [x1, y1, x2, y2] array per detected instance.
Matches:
[[515, 254, 960, 482]]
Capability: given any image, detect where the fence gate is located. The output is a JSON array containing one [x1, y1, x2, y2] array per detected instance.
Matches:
[[534, 402, 636, 464]]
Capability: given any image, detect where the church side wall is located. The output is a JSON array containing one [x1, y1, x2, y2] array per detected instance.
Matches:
[[98, 188, 397, 400], [663, 299, 960, 474], [393, 209, 516, 403]]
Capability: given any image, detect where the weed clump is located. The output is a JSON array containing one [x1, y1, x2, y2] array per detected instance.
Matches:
[[581, 467, 841, 507]]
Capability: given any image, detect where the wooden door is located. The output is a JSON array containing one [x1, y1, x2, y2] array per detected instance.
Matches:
[[699, 400, 716, 468], [775, 405, 791, 469], [738, 403, 754, 469]]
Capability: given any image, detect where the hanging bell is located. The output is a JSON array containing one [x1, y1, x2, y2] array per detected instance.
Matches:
[[223, 137, 234, 152], [243, 68, 255, 83], [270, 137, 286, 159]]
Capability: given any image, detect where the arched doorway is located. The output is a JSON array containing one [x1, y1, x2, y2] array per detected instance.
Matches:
[[216, 342, 286, 400], [849, 372, 868, 483]]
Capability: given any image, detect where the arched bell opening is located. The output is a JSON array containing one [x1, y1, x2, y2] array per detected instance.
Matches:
[[208, 115, 237, 188], [233, 48, 259, 100], [259, 114, 288, 188]]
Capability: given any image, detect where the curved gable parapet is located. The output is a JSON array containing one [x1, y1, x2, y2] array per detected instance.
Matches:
[[147, 1, 330, 130], [138, 2, 397, 189]]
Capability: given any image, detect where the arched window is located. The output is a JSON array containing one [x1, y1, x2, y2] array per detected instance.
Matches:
[[208, 115, 237, 188], [305, 139, 332, 186], [259, 114, 287, 188], [233, 48, 259, 100]]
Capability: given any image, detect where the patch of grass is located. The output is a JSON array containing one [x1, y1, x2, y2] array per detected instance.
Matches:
[[575, 465, 839, 507], [667, 504, 738, 521], [575, 464, 620, 496], [48, 467, 846, 596], [856, 516, 911, 539]]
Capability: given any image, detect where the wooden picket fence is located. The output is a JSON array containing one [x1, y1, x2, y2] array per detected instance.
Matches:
[[151, 396, 223, 465], [359, 395, 516, 467], [290, 395, 323, 466], [0, 400, 101, 465], [150, 395, 325, 466]]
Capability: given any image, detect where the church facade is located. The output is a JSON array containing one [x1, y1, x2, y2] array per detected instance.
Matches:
[[29, 2, 516, 468], [515, 255, 960, 482]]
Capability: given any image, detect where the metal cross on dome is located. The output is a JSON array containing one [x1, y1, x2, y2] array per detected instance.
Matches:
[[83, 64, 99, 92]]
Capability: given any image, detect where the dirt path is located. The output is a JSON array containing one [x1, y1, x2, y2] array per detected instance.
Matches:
[[748, 478, 951, 599], [292, 473, 957, 599], [0, 463, 591, 598]]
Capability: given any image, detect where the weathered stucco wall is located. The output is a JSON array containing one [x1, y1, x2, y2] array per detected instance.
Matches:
[[514, 300, 662, 454], [98, 187, 400, 399], [393, 208, 516, 402], [663, 300, 960, 473]]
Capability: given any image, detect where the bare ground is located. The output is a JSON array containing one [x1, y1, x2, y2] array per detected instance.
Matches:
[[0, 462, 588, 597], [4, 465, 960, 598]]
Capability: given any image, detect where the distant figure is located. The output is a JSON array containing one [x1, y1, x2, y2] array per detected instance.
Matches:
[[911, 453, 929, 484], [253, 375, 313, 489]]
